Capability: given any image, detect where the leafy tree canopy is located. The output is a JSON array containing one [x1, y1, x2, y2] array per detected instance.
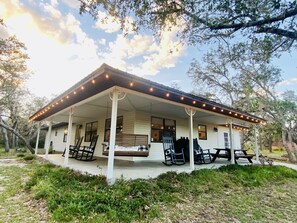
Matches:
[[80, 0, 297, 55]]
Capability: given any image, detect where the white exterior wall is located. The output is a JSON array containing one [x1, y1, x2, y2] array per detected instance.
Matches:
[[45, 125, 76, 152], [46, 110, 242, 161]]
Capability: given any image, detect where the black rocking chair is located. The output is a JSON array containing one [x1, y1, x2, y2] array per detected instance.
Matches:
[[75, 135, 99, 161], [62, 136, 83, 158], [162, 136, 185, 166], [193, 138, 212, 164]]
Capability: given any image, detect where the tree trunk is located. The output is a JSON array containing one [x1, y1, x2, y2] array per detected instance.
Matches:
[[1, 125, 10, 152], [282, 129, 296, 163], [0, 118, 34, 154], [268, 138, 273, 153], [288, 130, 297, 162]]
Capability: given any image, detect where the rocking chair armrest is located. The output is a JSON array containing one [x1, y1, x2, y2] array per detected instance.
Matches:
[[202, 149, 211, 154]]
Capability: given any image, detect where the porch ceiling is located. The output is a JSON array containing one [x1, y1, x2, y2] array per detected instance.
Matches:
[[48, 90, 247, 126]]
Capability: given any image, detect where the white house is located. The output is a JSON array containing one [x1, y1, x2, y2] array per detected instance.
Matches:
[[31, 64, 264, 181]]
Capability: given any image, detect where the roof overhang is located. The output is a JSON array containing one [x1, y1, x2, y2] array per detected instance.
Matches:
[[29, 63, 266, 125]]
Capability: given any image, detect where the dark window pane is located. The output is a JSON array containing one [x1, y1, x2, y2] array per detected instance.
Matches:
[[152, 117, 163, 130], [198, 124, 207, 140]]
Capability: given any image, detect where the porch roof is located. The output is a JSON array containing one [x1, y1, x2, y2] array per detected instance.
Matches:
[[29, 63, 265, 124]]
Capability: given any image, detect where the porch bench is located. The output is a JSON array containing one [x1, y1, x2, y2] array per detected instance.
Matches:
[[102, 133, 150, 157]]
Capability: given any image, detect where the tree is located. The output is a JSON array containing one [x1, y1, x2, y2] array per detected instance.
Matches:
[[80, 0, 297, 56], [188, 43, 297, 162], [0, 20, 33, 152]]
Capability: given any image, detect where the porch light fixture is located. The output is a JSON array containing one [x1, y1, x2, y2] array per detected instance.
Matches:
[[166, 93, 170, 97], [56, 102, 59, 105], [92, 79, 96, 84], [235, 113, 238, 116], [66, 95, 69, 99], [193, 101, 196, 104], [202, 103, 206, 107], [181, 96, 184, 100], [81, 86, 85, 90], [229, 111, 232, 114], [221, 109, 224, 112], [240, 115, 243, 118], [129, 82, 134, 87], [251, 118, 254, 121], [213, 106, 216, 110], [105, 74, 109, 79], [149, 87, 154, 92], [61, 99, 64, 102], [73, 91, 77, 95]]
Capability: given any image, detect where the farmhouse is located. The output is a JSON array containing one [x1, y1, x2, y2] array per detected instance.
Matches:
[[30, 64, 265, 181]]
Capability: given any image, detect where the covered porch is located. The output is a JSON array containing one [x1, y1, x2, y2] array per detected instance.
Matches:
[[39, 154, 253, 180], [31, 64, 265, 182]]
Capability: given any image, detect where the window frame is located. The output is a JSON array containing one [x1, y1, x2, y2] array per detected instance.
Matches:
[[104, 116, 123, 142], [198, 124, 207, 140], [223, 132, 229, 148], [85, 121, 98, 142], [151, 116, 176, 143]]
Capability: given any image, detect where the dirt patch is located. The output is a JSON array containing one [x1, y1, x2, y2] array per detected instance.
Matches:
[[0, 159, 27, 167]]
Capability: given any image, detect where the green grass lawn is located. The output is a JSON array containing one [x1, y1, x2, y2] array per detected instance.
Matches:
[[1, 148, 297, 222]]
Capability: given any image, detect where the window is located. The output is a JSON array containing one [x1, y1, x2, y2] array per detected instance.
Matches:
[[85, 121, 98, 142], [63, 128, 67, 142], [151, 117, 176, 142], [104, 116, 123, 142], [224, 132, 229, 148], [198, 125, 207, 140]]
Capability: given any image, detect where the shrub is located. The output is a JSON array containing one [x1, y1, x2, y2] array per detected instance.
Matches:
[[23, 154, 36, 161]]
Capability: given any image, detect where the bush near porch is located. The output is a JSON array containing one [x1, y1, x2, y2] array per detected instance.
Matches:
[[24, 163, 297, 223]]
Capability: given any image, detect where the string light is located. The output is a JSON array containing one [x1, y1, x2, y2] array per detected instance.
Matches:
[[221, 109, 224, 112], [202, 103, 206, 107], [213, 106, 216, 110], [66, 95, 69, 99], [166, 93, 170, 97], [73, 91, 77, 95], [229, 111, 232, 114], [81, 86, 84, 90], [193, 101, 196, 104], [61, 99, 64, 102], [240, 115, 243, 118], [149, 87, 154, 92], [235, 113, 238, 116], [105, 74, 109, 79], [92, 79, 96, 84], [129, 82, 134, 87], [181, 96, 184, 100]]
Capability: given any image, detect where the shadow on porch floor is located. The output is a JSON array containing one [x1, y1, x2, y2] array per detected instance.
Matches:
[[38, 154, 253, 181]]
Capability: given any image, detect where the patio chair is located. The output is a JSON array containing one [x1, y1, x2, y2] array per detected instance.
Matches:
[[162, 136, 185, 166], [75, 135, 99, 161], [62, 136, 83, 158], [193, 138, 212, 164]]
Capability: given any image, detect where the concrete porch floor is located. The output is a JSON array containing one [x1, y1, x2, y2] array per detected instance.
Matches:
[[39, 154, 254, 181]]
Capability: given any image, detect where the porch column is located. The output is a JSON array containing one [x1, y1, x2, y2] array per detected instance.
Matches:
[[254, 126, 260, 163], [228, 119, 235, 164], [45, 121, 52, 159], [63, 108, 74, 166], [107, 89, 119, 183], [35, 122, 41, 155], [185, 108, 196, 171]]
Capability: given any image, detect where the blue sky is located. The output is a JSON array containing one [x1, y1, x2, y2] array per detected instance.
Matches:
[[1, 0, 296, 99]]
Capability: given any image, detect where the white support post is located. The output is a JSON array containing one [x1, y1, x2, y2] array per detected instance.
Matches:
[[107, 89, 119, 183], [254, 126, 260, 163], [35, 122, 41, 155], [185, 108, 196, 171], [45, 121, 52, 159], [188, 109, 194, 171], [229, 120, 235, 164], [63, 108, 74, 166]]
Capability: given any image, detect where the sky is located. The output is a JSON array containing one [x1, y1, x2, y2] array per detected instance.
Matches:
[[1, 0, 296, 100]]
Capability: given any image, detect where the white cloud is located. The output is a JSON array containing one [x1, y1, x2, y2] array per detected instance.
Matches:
[[95, 11, 135, 34], [61, 0, 80, 9], [278, 77, 297, 86], [1, 0, 102, 98], [1, 0, 187, 98]]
